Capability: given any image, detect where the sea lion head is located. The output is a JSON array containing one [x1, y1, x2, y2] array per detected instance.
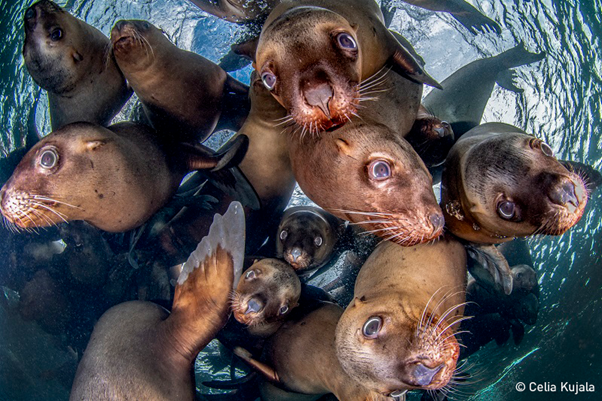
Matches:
[[444, 131, 588, 243], [335, 290, 463, 395], [231, 259, 301, 336], [292, 122, 444, 246], [276, 206, 341, 272], [110, 19, 165, 73], [406, 112, 455, 168], [256, 6, 361, 135], [23, 0, 107, 94]]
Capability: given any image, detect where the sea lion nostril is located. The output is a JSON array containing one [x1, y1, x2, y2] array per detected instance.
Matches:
[[304, 82, 333, 118], [245, 298, 263, 314], [411, 362, 444, 386], [550, 181, 579, 207], [429, 213, 445, 233], [290, 247, 302, 262]]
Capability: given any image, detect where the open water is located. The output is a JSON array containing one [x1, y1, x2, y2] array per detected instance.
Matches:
[[0, 0, 600, 400]]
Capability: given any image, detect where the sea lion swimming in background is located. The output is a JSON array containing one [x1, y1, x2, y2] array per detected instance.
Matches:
[[0, 122, 248, 232], [110, 19, 250, 144], [335, 237, 467, 396], [69, 202, 244, 401], [255, 0, 441, 134], [22, 0, 132, 130], [187, 0, 280, 23], [441, 122, 588, 245]]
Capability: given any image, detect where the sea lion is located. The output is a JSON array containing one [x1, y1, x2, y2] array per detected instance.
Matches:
[[23, 0, 132, 130], [110, 19, 250, 144], [231, 258, 301, 337], [0, 121, 248, 232], [187, 0, 280, 23], [255, 0, 440, 134], [335, 237, 467, 395], [69, 202, 245, 401], [440, 122, 589, 244], [406, 105, 455, 168]]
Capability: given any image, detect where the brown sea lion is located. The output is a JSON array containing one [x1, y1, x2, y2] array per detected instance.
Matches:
[[69, 202, 244, 401], [23, 0, 132, 130], [335, 237, 467, 396], [231, 258, 301, 337], [406, 105, 454, 168], [255, 0, 440, 134], [188, 0, 280, 23], [0, 122, 248, 232], [440, 122, 588, 244], [110, 19, 249, 144]]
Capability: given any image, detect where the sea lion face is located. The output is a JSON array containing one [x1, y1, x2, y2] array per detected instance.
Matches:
[[406, 115, 455, 168], [276, 207, 340, 272], [23, 0, 103, 94], [231, 259, 301, 330], [291, 122, 444, 246], [111, 20, 161, 73], [458, 133, 588, 240], [335, 295, 462, 394], [256, 7, 361, 135]]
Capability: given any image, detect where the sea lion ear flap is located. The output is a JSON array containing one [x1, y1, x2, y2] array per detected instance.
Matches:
[[335, 138, 353, 156], [387, 30, 442, 89], [232, 36, 259, 62], [72, 51, 84, 63], [84, 139, 110, 151]]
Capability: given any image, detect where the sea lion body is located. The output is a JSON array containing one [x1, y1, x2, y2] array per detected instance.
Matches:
[[70, 203, 245, 400], [188, 0, 280, 23], [0, 122, 246, 232], [23, 0, 132, 130], [441, 122, 588, 244], [335, 237, 467, 395], [111, 20, 249, 143]]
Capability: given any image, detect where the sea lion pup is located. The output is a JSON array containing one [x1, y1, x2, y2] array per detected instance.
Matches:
[[187, 0, 280, 23], [69, 202, 244, 401], [423, 43, 546, 138], [231, 258, 301, 337], [22, 0, 132, 130], [0, 121, 248, 232], [380, 0, 501, 34], [110, 19, 250, 144], [255, 0, 441, 134], [440, 122, 588, 245], [335, 237, 467, 396]]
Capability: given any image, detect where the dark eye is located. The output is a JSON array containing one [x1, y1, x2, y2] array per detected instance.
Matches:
[[314, 236, 323, 247], [261, 72, 277, 90], [497, 200, 516, 220], [368, 160, 391, 181], [50, 28, 63, 41], [279, 230, 288, 241], [336, 32, 357, 50], [39, 148, 58, 169], [279, 305, 289, 315], [541, 142, 554, 157], [362, 316, 382, 338], [245, 270, 256, 280]]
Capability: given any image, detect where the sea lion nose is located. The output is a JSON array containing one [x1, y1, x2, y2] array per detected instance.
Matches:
[[303, 81, 333, 119], [113, 20, 130, 33], [549, 180, 579, 208], [245, 298, 263, 315], [429, 212, 445, 234], [290, 247, 302, 262], [410, 362, 444, 386]]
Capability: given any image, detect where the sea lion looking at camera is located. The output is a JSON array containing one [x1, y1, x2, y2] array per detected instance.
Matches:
[[111, 19, 250, 143], [335, 237, 467, 396], [69, 202, 244, 401], [23, 0, 132, 130], [0, 122, 248, 232], [255, 0, 441, 134], [440, 122, 589, 245]]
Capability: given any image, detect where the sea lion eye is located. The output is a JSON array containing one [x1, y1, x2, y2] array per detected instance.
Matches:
[[362, 316, 382, 338], [336, 32, 357, 50], [368, 160, 391, 181], [279, 305, 289, 315], [50, 28, 63, 41], [541, 142, 554, 157], [314, 236, 323, 247], [497, 200, 516, 220], [279, 229, 288, 241], [245, 270, 256, 280], [39, 148, 58, 169], [261, 72, 277, 90]]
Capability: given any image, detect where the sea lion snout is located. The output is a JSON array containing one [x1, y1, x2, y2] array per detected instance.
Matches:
[[405, 362, 444, 387], [548, 179, 580, 209], [303, 79, 333, 119]]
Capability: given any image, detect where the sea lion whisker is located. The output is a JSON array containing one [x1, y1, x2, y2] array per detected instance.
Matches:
[[417, 286, 449, 336], [30, 201, 69, 224], [21, 212, 40, 232], [424, 288, 464, 329], [28, 205, 59, 227], [430, 298, 470, 334], [434, 315, 473, 341], [437, 329, 470, 345], [32, 195, 83, 210], [348, 219, 392, 226], [333, 209, 396, 217]]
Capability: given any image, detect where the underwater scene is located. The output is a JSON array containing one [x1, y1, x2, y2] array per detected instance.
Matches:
[[0, 0, 600, 400]]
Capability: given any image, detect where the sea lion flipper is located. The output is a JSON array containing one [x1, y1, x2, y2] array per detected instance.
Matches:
[[387, 31, 441, 89], [214, 77, 251, 132], [213, 134, 250, 171], [466, 244, 513, 295], [233, 346, 280, 383], [495, 70, 524, 93]]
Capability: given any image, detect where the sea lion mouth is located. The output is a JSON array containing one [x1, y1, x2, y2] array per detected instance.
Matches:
[[0, 189, 70, 230], [284, 248, 312, 270]]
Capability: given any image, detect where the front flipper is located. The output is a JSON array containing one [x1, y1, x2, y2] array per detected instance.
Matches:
[[465, 243, 513, 295], [180, 134, 249, 172], [233, 346, 280, 383], [387, 30, 442, 89], [495, 70, 524, 93]]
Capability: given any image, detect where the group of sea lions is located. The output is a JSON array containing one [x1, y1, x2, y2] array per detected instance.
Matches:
[[0, 0, 599, 400]]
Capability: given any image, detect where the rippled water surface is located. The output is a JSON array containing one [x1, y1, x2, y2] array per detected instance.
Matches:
[[0, 0, 600, 400]]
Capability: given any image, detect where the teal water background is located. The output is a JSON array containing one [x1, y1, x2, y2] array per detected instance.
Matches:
[[0, 0, 600, 400]]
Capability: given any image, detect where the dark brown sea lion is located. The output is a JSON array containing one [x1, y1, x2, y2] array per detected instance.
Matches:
[[440, 122, 588, 244], [255, 0, 440, 134], [406, 104, 455, 168], [110, 19, 249, 143], [0, 121, 248, 232], [188, 0, 280, 23], [69, 202, 244, 401], [335, 237, 467, 396], [231, 258, 301, 337], [22, 0, 132, 130]]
